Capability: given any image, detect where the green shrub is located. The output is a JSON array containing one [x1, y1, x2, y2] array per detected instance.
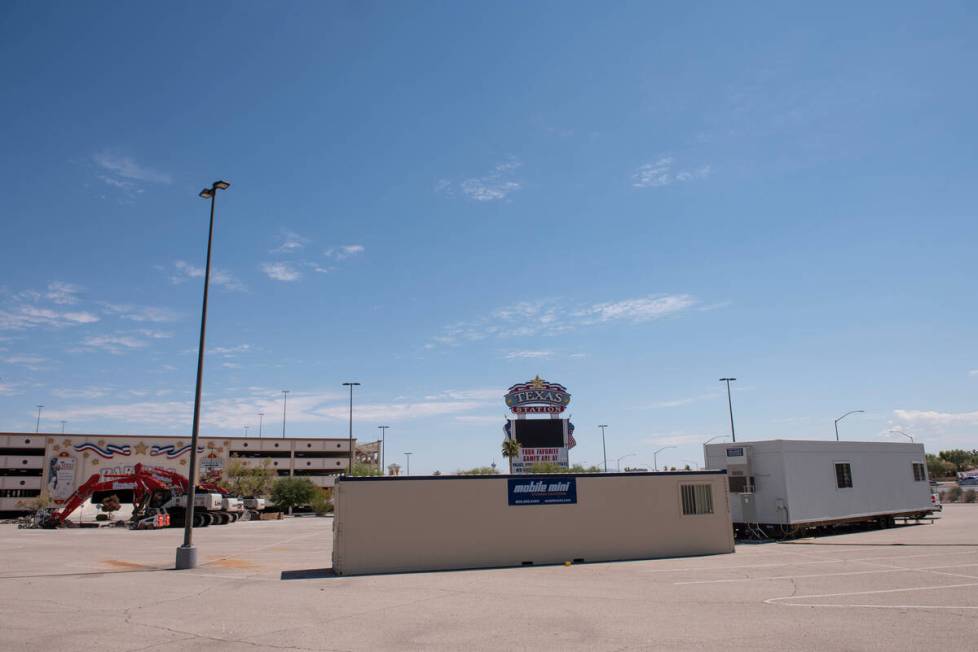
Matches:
[[456, 466, 500, 475], [964, 489, 977, 504], [309, 489, 333, 515], [946, 486, 962, 503], [270, 477, 316, 511]]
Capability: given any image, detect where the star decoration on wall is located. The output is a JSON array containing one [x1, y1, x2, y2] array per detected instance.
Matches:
[[134, 442, 148, 455]]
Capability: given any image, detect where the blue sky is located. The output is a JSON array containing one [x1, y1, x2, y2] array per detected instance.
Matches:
[[1, 2, 976, 473]]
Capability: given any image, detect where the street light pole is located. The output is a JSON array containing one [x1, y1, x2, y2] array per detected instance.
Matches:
[[833, 409, 864, 441], [281, 390, 290, 438], [60, 420, 66, 434], [719, 378, 737, 442], [176, 179, 230, 571], [258, 412, 264, 439], [342, 382, 360, 473], [616, 453, 635, 472], [598, 424, 608, 472], [34, 405, 43, 433], [244, 425, 249, 438], [404, 452, 412, 476], [889, 429, 913, 442], [378, 425, 389, 475], [654, 445, 676, 471]]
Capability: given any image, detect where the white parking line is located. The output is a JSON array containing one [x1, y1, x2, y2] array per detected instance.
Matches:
[[765, 581, 978, 610], [675, 562, 978, 585], [642, 549, 978, 575]]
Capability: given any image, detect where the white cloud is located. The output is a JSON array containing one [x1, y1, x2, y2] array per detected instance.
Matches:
[[46, 282, 81, 305], [969, 370, 978, 377], [52, 386, 111, 400], [102, 303, 180, 323], [46, 386, 495, 431], [324, 244, 365, 260], [80, 334, 148, 354], [0, 304, 99, 331], [261, 262, 302, 282], [575, 294, 698, 323], [2, 354, 48, 370], [454, 415, 505, 425], [439, 158, 524, 202], [210, 344, 251, 356], [170, 260, 244, 291], [504, 350, 554, 360], [93, 151, 172, 184], [429, 294, 700, 347], [892, 409, 978, 428], [272, 230, 310, 254], [632, 157, 710, 188]]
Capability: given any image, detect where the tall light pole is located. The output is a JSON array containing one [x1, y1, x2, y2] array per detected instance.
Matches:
[[34, 405, 43, 433], [342, 382, 360, 473], [60, 420, 67, 434], [257, 412, 264, 439], [616, 453, 635, 472], [176, 179, 230, 571], [889, 429, 913, 442], [378, 425, 389, 475], [833, 409, 864, 441], [281, 390, 290, 438], [243, 425, 249, 437], [404, 452, 412, 476], [598, 424, 608, 472], [654, 445, 676, 471], [719, 378, 737, 442]]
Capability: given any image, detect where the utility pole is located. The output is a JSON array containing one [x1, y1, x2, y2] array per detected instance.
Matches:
[[34, 405, 43, 433], [719, 378, 737, 442], [60, 420, 66, 434], [598, 424, 608, 472], [257, 412, 264, 439], [404, 452, 412, 476]]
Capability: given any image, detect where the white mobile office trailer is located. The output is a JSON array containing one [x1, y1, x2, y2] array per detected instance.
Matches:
[[703, 440, 935, 538]]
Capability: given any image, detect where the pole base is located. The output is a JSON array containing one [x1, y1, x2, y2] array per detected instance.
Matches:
[[175, 545, 197, 570]]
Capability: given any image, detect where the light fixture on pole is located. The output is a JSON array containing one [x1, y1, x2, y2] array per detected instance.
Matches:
[[257, 412, 264, 439], [616, 453, 635, 472], [888, 429, 913, 442], [719, 378, 737, 442], [598, 424, 609, 472], [342, 382, 360, 473], [404, 452, 412, 476], [34, 405, 44, 433], [653, 445, 676, 471], [176, 178, 230, 572], [378, 425, 389, 475], [833, 410, 864, 441], [281, 390, 290, 438]]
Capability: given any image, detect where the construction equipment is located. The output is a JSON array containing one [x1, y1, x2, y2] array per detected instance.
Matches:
[[32, 463, 243, 530]]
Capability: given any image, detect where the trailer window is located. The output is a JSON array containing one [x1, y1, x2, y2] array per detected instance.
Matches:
[[835, 463, 853, 489], [912, 462, 926, 482], [681, 484, 713, 515], [728, 476, 754, 493]]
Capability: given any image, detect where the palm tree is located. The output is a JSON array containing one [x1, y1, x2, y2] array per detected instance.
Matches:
[[501, 437, 522, 474]]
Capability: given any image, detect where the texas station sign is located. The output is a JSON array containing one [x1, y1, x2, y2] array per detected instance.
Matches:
[[504, 376, 571, 414]]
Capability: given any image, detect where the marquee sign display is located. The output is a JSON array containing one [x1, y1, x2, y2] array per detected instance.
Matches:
[[504, 376, 571, 414]]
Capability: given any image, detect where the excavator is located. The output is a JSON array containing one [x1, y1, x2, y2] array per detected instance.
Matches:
[[34, 463, 244, 529]]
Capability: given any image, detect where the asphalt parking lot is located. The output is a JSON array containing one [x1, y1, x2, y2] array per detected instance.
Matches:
[[1, 506, 976, 651]]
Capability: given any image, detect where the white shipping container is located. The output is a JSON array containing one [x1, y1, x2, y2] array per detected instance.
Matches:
[[704, 440, 934, 532]]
